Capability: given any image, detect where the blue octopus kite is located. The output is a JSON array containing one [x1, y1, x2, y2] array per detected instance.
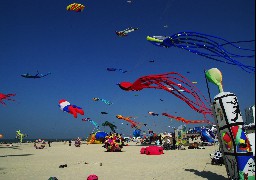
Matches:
[[147, 32, 255, 73]]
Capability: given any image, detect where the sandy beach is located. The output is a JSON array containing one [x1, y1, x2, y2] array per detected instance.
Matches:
[[0, 142, 228, 180]]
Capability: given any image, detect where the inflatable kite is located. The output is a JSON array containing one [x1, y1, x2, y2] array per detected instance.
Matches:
[[58, 99, 84, 118], [92, 97, 113, 105], [118, 72, 212, 120], [103, 133, 124, 152], [140, 146, 164, 155], [16, 130, 27, 143], [147, 32, 255, 73], [0, 134, 3, 138], [148, 111, 159, 116], [87, 131, 107, 144], [116, 115, 141, 129], [82, 118, 99, 129], [106, 68, 127, 73], [115, 27, 138, 37], [102, 121, 117, 133], [0, 93, 15, 106], [206, 68, 255, 179], [87, 174, 98, 180], [21, 71, 51, 79], [66, 3, 85, 12]]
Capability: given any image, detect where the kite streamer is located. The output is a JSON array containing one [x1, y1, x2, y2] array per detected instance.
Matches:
[[162, 113, 213, 124], [93, 97, 113, 105], [82, 118, 100, 130]]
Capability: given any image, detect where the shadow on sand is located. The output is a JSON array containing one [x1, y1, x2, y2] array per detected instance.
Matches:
[[0, 146, 22, 150], [0, 154, 34, 158], [184, 168, 228, 180]]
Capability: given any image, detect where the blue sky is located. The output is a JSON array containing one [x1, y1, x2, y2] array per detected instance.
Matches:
[[0, 0, 255, 139]]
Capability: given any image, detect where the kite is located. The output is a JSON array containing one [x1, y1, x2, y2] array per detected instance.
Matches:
[[162, 113, 213, 124], [147, 32, 255, 73], [0, 93, 15, 106], [82, 118, 99, 129], [58, 99, 84, 118], [93, 98, 113, 105], [66, 3, 85, 12], [107, 68, 127, 73], [21, 71, 51, 79], [0, 134, 3, 138], [115, 27, 139, 37], [206, 68, 255, 179], [16, 130, 27, 143], [148, 111, 159, 116], [118, 72, 212, 119], [101, 112, 108, 114], [102, 121, 117, 133], [116, 115, 141, 129], [149, 60, 155, 63]]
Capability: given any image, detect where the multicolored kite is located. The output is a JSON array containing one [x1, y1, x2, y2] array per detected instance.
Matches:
[[206, 68, 255, 179], [93, 98, 113, 105], [66, 3, 85, 12], [59, 99, 84, 118], [115, 27, 138, 37], [116, 115, 140, 129]]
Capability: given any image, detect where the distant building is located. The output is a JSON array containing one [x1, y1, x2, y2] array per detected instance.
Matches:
[[244, 105, 255, 125]]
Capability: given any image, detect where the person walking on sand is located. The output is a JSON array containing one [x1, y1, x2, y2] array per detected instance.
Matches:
[[48, 140, 51, 147]]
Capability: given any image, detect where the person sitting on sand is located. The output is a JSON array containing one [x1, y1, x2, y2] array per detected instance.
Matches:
[[75, 137, 81, 147]]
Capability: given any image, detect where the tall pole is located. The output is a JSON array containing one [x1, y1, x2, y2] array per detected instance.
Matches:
[[204, 69, 212, 104]]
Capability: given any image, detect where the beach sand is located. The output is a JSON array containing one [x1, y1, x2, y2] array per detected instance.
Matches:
[[0, 142, 228, 180]]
